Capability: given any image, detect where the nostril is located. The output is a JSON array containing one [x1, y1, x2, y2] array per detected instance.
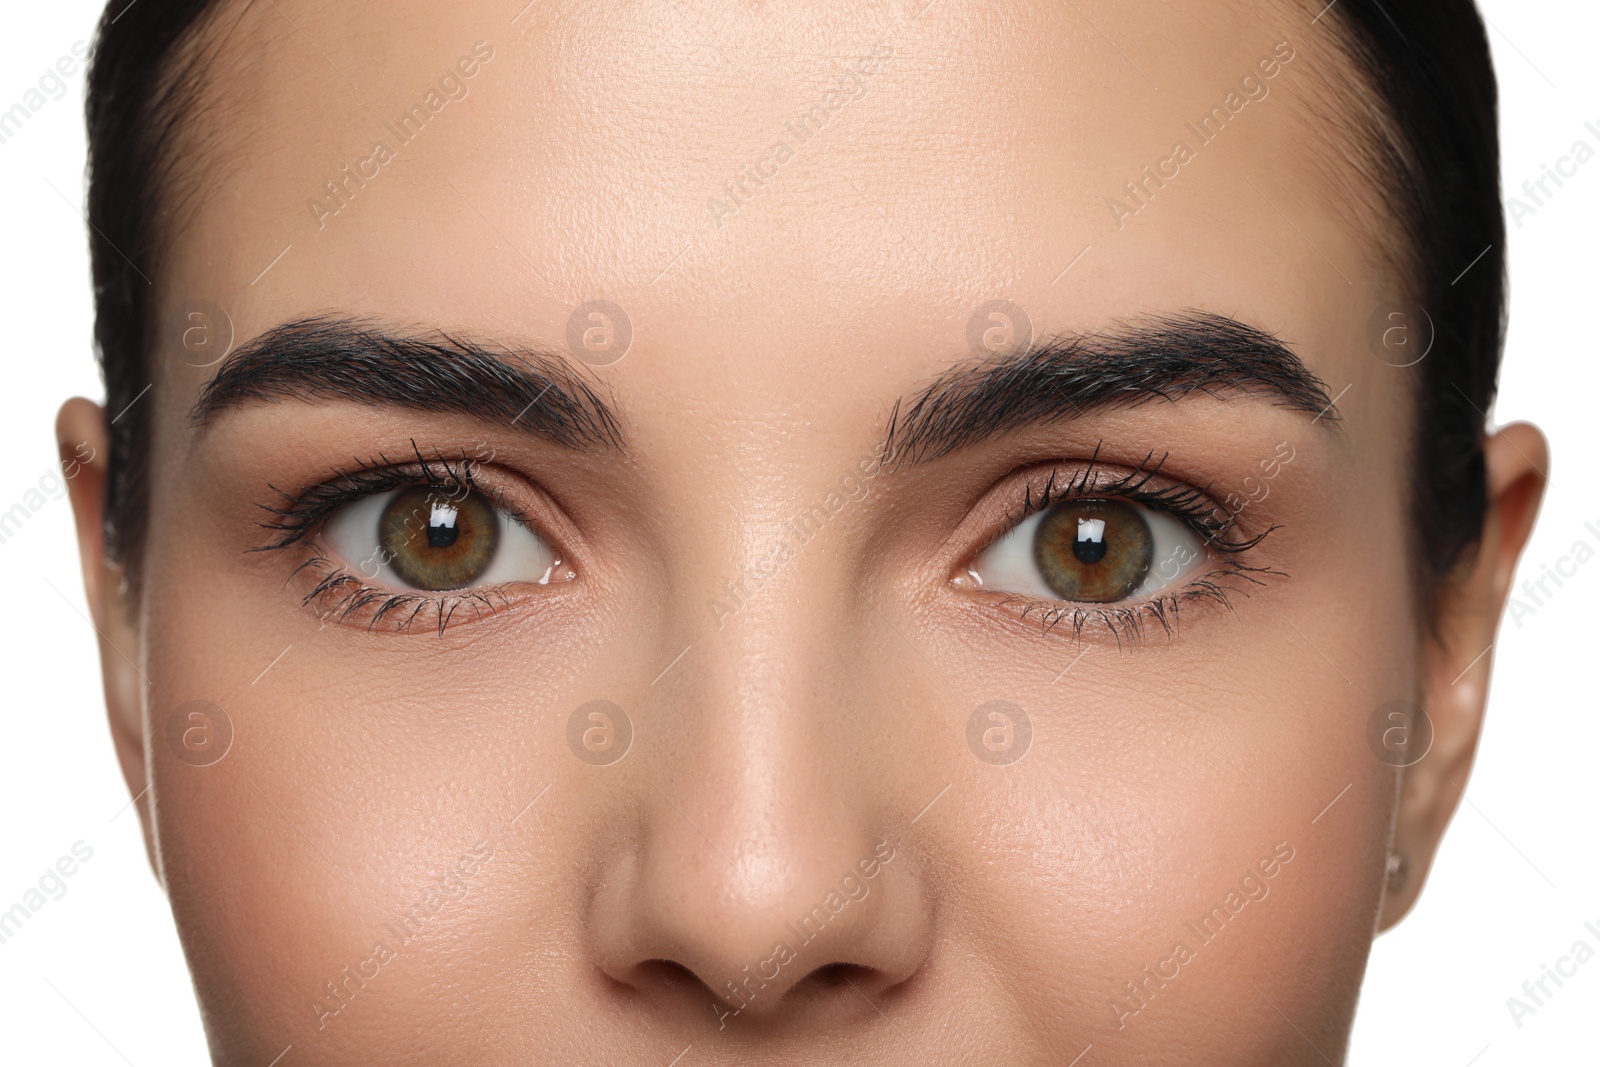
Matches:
[[759, 961, 888, 1013], [806, 961, 872, 990], [618, 957, 888, 1017], [630, 958, 708, 997]]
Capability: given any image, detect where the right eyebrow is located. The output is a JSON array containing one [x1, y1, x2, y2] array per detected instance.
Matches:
[[189, 315, 625, 453], [881, 310, 1339, 467]]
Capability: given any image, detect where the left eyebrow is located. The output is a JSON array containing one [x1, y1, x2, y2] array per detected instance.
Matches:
[[880, 310, 1338, 465], [188, 315, 624, 452]]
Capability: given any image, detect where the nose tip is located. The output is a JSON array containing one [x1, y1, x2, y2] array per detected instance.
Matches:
[[592, 820, 927, 1026]]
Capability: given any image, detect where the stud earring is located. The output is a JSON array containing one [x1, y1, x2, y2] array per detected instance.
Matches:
[[1386, 852, 1408, 892]]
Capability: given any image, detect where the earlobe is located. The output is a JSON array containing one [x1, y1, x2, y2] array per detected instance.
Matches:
[[56, 398, 156, 878], [1379, 422, 1549, 930]]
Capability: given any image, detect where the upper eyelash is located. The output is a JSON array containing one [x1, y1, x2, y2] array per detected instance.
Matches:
[[988, 443, 1274, 558], [253, 441, 486, 553], [971, 444, 1284, 646], [252, 442, 534, 634]]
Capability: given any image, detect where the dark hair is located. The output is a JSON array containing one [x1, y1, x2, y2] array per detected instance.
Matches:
[[85, 0, 223, 600], [84, 0, 1503, 616], [1321, 1, 1505, 622]]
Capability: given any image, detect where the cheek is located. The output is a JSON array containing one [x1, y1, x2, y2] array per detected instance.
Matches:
[[921, 521, 1413, 1054], [935, 675, 1399, 1055], [140, 559, 608, 1058]]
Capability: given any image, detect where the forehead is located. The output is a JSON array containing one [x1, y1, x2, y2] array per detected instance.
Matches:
[[159, 0, 1396, 436]]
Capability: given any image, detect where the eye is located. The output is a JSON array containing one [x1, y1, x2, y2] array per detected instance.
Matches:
[[967, 497, 1207, 604], [323, 484, 561, 591]]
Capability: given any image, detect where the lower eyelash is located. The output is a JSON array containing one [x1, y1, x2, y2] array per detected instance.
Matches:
[[992, 558, 1282, 647], [292, 555, 515, 635]]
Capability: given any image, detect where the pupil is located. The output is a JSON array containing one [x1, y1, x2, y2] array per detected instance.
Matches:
[[427, 501, 460, 548], [1073, 517, 1107, 564]]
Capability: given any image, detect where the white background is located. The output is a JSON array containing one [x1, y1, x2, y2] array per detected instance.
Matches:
[[0, 2, 1594, 1063]]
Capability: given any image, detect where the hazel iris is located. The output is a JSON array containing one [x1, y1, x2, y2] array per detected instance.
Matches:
[[379, 485, 499, 590], [1032, 499, 1153, 602]]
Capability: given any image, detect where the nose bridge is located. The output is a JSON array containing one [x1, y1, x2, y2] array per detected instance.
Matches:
[[673, 477, 888, 846], [661, 549, 885, 940], [589, 488, 932, 1013], [666, 457, 874, 746]]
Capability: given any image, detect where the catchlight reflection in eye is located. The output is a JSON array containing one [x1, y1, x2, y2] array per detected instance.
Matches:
[[324, 485, 563, 591], [968, 498, 1207, 603]]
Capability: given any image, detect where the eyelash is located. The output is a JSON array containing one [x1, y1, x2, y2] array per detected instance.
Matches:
[[253, 444, 1279, 640], [253, 444, 540, 634], [968, 445, 1282, 645]]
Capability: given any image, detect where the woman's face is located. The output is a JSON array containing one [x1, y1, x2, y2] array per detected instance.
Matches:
[[62, 0, 1540, 1063]]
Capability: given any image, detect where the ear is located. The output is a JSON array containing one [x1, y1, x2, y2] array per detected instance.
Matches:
[[1378, 422, 1549, 929], [56, 397, 158, 882]]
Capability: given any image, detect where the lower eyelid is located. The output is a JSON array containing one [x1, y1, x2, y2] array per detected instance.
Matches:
[[301, 563, 517, 632], [973, 560, 1268, 644]]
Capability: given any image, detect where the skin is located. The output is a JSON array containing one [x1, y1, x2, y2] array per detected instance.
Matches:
[[57, 0, 1548, 1063]]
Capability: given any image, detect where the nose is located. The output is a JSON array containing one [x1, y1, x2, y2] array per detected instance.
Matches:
[[593, 803, 927, 1028], [588, 599, 934, 1029]]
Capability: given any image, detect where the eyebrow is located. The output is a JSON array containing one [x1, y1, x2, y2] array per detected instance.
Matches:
[[190, 315, 624, 451], [881, 311, 1337, 466]]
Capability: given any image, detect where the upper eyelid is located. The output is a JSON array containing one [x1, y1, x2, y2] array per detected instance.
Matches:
[[255, 452, 547, 553], [971, 455, 1245, 563]]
